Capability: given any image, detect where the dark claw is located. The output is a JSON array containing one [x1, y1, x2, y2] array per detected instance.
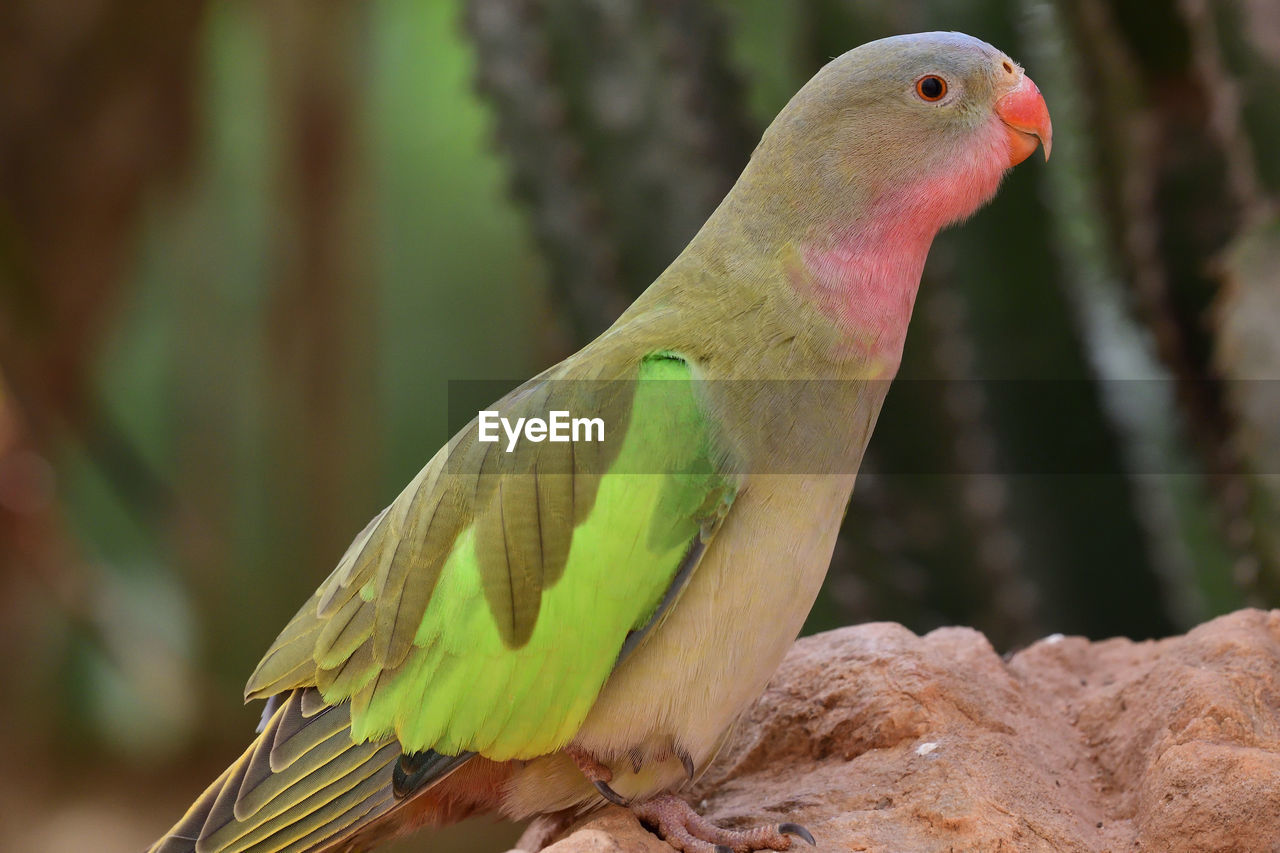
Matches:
[[594, 780, 630, 807], [679, 750, 696, 780], [715, 847, 733, 853], [779, 823, 816, 846]]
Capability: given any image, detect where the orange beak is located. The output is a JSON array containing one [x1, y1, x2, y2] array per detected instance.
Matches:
[[995, 73, 1052, 165]]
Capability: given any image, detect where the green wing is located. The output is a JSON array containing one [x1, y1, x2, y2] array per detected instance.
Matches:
[[245, 352, 738, 762]]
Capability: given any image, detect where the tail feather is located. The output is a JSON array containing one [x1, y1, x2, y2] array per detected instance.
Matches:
[[239, 709, 353, 822], [209, 745, 398, 853], [151, 763, 238, 853], [281, 791, 392, 853], [148, 688, 466, 853]]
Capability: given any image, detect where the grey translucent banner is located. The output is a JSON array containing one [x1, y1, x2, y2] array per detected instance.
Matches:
[[440, 378, 1279, 475]]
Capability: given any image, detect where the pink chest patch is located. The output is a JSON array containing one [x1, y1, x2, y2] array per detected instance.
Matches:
[[797, 235, 925, 363], [794, 120, 1010, 365]]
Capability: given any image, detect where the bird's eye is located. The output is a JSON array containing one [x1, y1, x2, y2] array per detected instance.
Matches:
[[915, 75, 947, 101]]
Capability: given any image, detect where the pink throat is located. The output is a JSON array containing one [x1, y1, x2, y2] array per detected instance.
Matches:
[[796, 119, 1012, 366]]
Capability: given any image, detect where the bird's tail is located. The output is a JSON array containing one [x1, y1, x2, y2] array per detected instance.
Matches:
[[148, 688, 404, 853]]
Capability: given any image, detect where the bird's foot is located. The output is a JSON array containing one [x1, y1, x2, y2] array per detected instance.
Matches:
[[631, 793, 815, 853], [565, 744, 614, 783], [565, 744, 631, 805]]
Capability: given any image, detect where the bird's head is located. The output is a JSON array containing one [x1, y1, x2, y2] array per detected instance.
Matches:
[[668, 32, 1052, 367], [821, 31, 1052, 165], [678, 32, 1053, 367], [749, 31, 1052, 239]]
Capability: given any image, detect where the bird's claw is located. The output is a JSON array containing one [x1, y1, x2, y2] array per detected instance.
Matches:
[[779, 823, 816, 846], [679, 749, 696, 781], [567, 748, 814, 852], [629, 793, 813, 853], [567, 745, 631, 807], [594, 780, 630, 807]]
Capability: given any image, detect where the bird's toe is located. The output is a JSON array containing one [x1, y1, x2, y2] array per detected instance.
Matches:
[[630, 793, 810, 853]]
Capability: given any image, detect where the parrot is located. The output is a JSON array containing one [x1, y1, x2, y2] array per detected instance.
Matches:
[[150, 31, 1051, 853]]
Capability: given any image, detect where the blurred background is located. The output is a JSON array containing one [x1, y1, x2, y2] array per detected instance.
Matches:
[[1, 0, 1278, 850]]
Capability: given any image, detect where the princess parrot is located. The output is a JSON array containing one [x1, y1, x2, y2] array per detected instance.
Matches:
[[150, 31, 1051, 853]]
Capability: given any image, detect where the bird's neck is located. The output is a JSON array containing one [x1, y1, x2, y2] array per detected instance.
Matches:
[[642, 126, 1009, 378], [790, 214, 932, 373], [791, 148, 1009, 373]]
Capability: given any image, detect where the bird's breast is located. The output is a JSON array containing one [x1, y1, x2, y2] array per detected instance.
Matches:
[[501, 472, 857, 816]]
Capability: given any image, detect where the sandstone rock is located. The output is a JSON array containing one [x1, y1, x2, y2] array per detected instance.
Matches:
[[528, 609, 1280, 853]]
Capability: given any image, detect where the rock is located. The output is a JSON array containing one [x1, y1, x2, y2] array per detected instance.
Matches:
[[534, 609, 1280, 853]]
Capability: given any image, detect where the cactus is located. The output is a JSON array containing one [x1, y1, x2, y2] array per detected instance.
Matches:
[[464, 0, 753, 341]]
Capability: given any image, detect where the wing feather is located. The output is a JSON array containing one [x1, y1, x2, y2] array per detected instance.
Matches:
[[244, 351, 739, 764], [156, 351, 745, 852], [372, 466, 451, 667], [150, 690, 404, 853], [313, 593, 372, 672]]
